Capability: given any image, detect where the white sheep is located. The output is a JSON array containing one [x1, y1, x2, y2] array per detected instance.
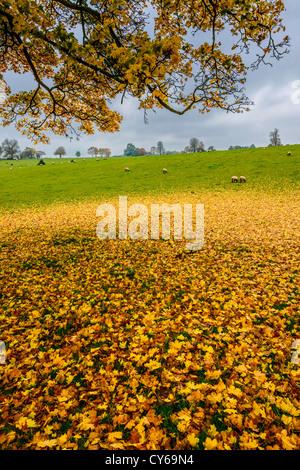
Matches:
[[287, 151, 291, 156], [163, 168, 168, 174], [124, 167, 130, 172], [231, 176, 238, 183], [240, 176, 246, 183]]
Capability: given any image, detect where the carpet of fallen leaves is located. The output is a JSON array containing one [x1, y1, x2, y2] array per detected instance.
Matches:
[[0, 191, 299, 450]]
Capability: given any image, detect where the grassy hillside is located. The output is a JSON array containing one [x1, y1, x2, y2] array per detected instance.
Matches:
[[0, 145, 299, 211]]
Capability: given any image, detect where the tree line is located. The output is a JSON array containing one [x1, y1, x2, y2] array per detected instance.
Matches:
[[0, 129, 285, 160], [124, 139, 215, 156], [0, 140, 112, 159], [228, 129, 284, 150]]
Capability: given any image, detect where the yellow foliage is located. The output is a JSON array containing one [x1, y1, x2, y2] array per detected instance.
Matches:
[[0, 192, 299, 449]]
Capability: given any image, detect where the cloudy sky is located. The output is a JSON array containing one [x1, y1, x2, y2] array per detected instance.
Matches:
[[1, 0, 300, 157]]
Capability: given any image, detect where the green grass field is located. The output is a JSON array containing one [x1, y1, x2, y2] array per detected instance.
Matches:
[[0, 145, 299, 212]]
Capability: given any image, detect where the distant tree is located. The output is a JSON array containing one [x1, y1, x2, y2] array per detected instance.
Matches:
[[2, 138, 20, 159], [250, 144, 256, 148], [36, 150, 46, 159], [198, 141, 205, 152], [269, 128, 282, 147], [0, 145, 2, 157], [228, 145, 233, 150], [87, 146, 98, 157], [103, 148, 111, 157], [54, 146, 66, 158], [97, 148, 105, 157], [189, 138, 199, 153], [208, 146, 215, 151], [124, 143, 138, 156], [190, 138, 205, 152], [138, 148, 147, 156], [76, 151, 81, 157], [157, 141, 165, 155], [184, 145, 191, 153], [150, 146, 157, 155]]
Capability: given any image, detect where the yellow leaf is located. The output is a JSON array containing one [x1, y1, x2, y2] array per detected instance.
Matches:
[[26, 418, 37, 428], [107, 432, 123, 442], [204, 437, 218, 450], [187, 433, 199, 447]]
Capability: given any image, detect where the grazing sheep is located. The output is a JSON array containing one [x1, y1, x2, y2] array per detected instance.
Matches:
[[51, 162, 55, 164], [163, 168, 168, 174], [240, 176, 246, 183], [231, 176, 238, 183], [287, 151, 291, 156], [124, 167, 130, 172]]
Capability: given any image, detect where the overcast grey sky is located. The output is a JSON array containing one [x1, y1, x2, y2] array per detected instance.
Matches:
[[1, 0, 300, 156]]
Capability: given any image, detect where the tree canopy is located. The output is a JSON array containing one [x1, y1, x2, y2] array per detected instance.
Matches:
[[1, 138, 20, 158], [0, 0, 289, 143], [54, 146, 66, 157]]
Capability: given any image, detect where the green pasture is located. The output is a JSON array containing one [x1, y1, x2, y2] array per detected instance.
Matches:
[[0, 145, 299, 211]]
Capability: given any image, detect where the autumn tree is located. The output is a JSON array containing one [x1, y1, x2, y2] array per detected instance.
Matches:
[[0, 1, 290, 144], [1, 138, 20, 159], [138, 148, 147, 156], [36, 150, 46, 159], [20, 147, 37, 159], [100, 148, 111, 157], [54, 146, 66, 158], [269, 128, 282, 147]]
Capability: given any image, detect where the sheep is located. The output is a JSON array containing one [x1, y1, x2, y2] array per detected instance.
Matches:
[[124, 167, 130, 172], [287, 151, 291, 156], [231, 176, 238, 183], [163, 168, 168, 174], [240, 176, 246, 183]]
